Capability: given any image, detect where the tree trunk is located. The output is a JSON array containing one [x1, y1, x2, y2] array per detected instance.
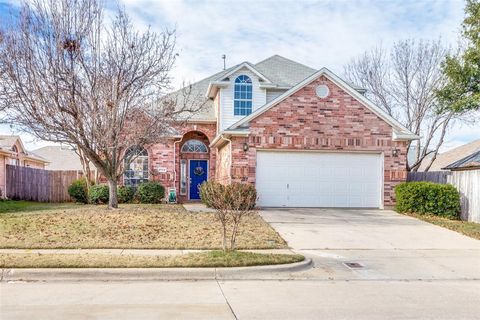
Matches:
[[107, 178, 118, 209], [222, 223, 227, 252]]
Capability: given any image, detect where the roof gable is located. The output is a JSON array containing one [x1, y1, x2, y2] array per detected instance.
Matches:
[[0, 135, 26, 153], [215, 62, 272, 83], [228, 68, 418, 140]]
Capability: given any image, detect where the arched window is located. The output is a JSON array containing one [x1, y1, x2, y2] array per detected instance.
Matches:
[[12, 145, 18, 153], [234, 75, 253, 116], [181, 139, 208, 153], [123, 146, 149, 186]]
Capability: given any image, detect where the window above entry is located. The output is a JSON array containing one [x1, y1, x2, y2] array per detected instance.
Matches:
[[181, 139, 208, 153], [234, 75, 253, 116]]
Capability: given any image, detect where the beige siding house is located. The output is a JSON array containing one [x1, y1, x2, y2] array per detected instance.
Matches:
[[33, 146, 84, 171], [0, 135, 49, 198], [419, 139, 480, 171]]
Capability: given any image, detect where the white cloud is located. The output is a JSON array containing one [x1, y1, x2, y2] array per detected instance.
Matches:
[[2, 0, 478, 150], [120, 0, 465, 86]]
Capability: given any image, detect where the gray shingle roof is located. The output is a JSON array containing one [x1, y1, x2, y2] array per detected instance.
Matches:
[[172, 55, 318, 121], [33, 146, 83, 170], [420, 139, 480, 171], [443, 150, 480, 170], [0, 134, 48, 162], [253, 55, 316, 87], [0, 135, 21, 149]]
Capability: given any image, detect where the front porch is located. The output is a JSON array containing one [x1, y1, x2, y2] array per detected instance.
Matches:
[[146, 123, 217, 203]]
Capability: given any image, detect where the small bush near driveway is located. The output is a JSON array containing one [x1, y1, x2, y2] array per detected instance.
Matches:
[[200, 181, 256, 210], [88, 184, 109, 204], [395, 182, 460, 218], [136, 181, 165, 203], [199, 180, 223, 208], [199, 181, 258, 251]]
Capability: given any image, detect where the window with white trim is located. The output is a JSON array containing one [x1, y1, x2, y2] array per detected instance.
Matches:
[[180, 159, 187, 195], [234, 75, 253, 116], [123, 146, 149, 186], [181, 139, 208, 153]]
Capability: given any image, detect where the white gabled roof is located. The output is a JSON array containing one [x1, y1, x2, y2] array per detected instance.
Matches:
[[228, 68, 419, 141], [206, 62, 275, 99], [216, 62, 273, 83]]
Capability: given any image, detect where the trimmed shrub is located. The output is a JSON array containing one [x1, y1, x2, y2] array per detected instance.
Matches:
[[199, 181, 225, 208], [88, 184, 109, 204], [395, 182, 460, 218], [225, 182, 257, 210], [136, 181, 165, 204], [68, 179, 90, 204], [118, 185, 135, 203], [199, 181, 257, 210]]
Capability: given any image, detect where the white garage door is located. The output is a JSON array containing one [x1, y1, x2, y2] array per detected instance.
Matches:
[[256, 151, 383, 208]]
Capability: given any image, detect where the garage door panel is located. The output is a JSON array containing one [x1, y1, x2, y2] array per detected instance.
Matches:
[[256, 151, 382, 208]]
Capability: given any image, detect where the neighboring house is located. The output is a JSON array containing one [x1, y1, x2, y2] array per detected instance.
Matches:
[[419, 139, 480, 171], [443, 150, 480, 171], [125, 55, 418, 207], [443, 149, 480, 223], [33, 146, 84, 171], [0, 135, 49, 197]]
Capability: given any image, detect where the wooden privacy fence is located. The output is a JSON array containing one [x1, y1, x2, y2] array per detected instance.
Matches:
[[5, 165, 88, 202], [407, 170, 480, 223]]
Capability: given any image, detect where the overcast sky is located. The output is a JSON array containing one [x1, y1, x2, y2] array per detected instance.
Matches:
[[0, 0, 478, 151]]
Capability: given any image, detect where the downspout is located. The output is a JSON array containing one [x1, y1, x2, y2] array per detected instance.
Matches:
[[172, 138, 182, 191], [3, 155, 6, 199], [219, 134, 232, 183]]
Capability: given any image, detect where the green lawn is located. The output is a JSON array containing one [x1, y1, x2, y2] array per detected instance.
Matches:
[[404, 212, 480, 240], [0, 250, 304, 268], [0, 202, 287, 250], [0, 200, 78, 214]]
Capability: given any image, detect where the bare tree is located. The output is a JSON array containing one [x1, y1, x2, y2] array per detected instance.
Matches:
[[344, 40, 466, 171], [0, 0, 203, 208]]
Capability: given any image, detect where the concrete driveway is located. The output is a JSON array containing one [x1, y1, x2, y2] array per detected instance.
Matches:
[[260, 208, 480, 280]]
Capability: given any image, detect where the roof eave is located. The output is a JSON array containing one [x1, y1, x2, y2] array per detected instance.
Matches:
[[206, 81, 229, 99], [23, 155, 50, 164], [392, 130, 420, 141], [209, 130, 250, 148], [216, 62, 274, 84], [0, 149, 13, 156]]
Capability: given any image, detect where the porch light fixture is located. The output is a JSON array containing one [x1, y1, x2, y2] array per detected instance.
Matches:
[[392, 148, 400, 157], [243, 143, 249, 152]]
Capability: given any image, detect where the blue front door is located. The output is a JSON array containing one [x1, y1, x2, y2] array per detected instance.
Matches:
[[189, 160, 208, 200]]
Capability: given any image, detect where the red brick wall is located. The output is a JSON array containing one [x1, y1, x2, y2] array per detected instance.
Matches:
[[229, 75, 408, 206], [148, 122, 217, 202]]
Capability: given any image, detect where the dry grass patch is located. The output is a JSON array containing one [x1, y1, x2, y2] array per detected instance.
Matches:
[[0, 251, 304, 268], [0, 204, 286, 249], [404, 212, 480, 240]]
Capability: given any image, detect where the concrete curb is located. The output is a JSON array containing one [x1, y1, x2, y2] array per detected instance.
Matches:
[[0, 258, 312, 282]]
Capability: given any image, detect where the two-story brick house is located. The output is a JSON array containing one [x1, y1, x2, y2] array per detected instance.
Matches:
[[125, 55, 417, 207]]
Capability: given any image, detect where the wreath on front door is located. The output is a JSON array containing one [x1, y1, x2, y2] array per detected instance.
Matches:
[[194, 166, 204, 176]]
